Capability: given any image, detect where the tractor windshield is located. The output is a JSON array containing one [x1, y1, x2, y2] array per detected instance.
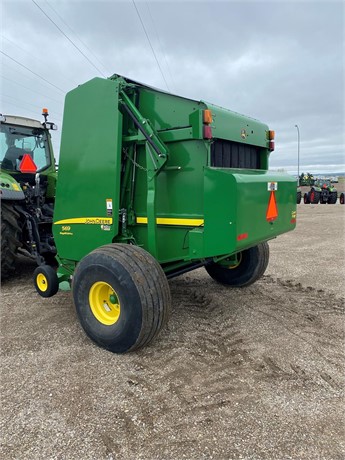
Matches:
[[0, 124, 52, 172]]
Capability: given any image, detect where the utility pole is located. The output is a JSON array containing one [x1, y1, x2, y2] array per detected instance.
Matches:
[[295, 124, 300, 185]]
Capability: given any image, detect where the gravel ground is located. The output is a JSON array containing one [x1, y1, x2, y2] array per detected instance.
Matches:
[[1, 205, 344, 460]]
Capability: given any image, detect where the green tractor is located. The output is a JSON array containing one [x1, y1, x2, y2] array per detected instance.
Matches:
[[303, 179, 337, 204], [32, 74, 297, 354], [0, 112, 57, 279]]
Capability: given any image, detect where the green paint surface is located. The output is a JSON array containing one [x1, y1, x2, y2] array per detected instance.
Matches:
[[53, 75, 296, 273]]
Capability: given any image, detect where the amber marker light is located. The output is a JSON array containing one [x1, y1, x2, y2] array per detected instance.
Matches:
[[203, 109, 213, 124]]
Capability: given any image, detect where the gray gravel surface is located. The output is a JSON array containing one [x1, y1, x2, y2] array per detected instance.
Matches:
[[1, 205, 344, 460]]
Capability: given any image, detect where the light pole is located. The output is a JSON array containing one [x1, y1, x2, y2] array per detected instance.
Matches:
[[295, 124, 300, 185]]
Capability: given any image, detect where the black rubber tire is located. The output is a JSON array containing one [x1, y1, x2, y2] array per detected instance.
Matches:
[[340, 193, 344, 205], [297, 191, 302, 204], [310, 189, 320, 204], [303, 193, 310, 204], [205, 242, 269, 288], [33, 265, 59, 297], [1, 202, 22, 279], [327, 192, 337, 204], [72, 244, 171, 353]]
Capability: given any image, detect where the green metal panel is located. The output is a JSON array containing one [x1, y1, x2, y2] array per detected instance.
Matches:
[[130, 139, 206, 263], [204, 102, 269, 148], [132, 87, 206, 133], [53, 78, 122, 261], [200, 168, 296, 258], [0, 171, 25, 200]]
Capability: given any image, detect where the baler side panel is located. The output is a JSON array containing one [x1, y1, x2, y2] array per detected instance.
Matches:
[[131, 140, 207, 263], [199, 168, 297, 258], [53, 78, 122, 261], [138, 89, 206, 132]]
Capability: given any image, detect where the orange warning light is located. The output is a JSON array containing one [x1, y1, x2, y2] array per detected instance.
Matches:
[[266, 191, 278, 222], [203, 109, 213, 124], [42, 108, 48, 114]]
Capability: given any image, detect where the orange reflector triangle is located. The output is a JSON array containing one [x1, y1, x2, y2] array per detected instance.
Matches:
[[19, 154, 37, 173], [266, 191, 278, 221]]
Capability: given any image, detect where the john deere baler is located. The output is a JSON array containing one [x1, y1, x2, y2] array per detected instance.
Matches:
[[34, 74, 296, 353]]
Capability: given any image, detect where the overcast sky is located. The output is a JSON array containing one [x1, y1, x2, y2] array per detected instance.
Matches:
[[1, 0, 344, 174]]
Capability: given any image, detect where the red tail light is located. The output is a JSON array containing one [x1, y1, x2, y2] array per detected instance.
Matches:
[[203, 125, 212, 139]]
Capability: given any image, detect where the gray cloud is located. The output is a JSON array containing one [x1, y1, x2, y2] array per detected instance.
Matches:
[[1, 0, 344, 174]]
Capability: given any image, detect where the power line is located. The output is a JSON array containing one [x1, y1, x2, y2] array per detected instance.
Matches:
[[0, 51, 65, 93], [1, 75, 61, 104], [44, 0, 110, 76], [1, 99, 62, 124], [146, 2, 176, 91], [2, 94, 63, 118], [31, 0, 106, 77], [131, 0, 170, 91], [1, 34, 80, 87]]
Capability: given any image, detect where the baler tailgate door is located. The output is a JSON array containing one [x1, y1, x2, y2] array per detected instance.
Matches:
[[202, 168, 297, 258]]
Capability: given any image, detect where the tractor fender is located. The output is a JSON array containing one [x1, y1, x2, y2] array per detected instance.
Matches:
[[0, 171, 25, 200]]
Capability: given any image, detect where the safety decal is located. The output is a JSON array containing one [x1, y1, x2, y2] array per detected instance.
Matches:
[[266, 191, 278, 222], [54, 217, 113, 225], [267, 182, 278, 191], [106, 199, 113, 216]]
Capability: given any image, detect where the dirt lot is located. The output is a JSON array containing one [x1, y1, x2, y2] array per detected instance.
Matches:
[[1, 205, 344, 460]]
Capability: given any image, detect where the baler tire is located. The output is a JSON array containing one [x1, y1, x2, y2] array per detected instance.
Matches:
[[1, 202, 22, 279], [303, 193, 310, 204], [34, 265, 59, 298], [205, 242, 269, 288], [340, 193, 344, 205], [297, 191, 302, 204], [327, 192, 337, 204], [310, 190, 320, 204], [72, 244, 171, 353]]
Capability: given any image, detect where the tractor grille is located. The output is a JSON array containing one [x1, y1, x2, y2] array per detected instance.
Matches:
[[210, 140, 260, 169]]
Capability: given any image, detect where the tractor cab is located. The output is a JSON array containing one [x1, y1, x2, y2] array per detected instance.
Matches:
[[0, 114, 56, 174], [0, 112, 58, 278]]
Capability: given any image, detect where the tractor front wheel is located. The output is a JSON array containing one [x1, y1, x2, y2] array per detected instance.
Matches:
[[340, 192, 344, 205], [205, 242, 269, 288], [310, 189, 320, 204], [304, 193, 310, 204], [297, 191, 302, 204], [72, 244, 171, 353], [327, 192, 337, 204]]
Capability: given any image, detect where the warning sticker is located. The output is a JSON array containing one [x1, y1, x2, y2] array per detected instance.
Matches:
[[267, 182, 278, 191], [266, 191, 278, 222], [106, 199, 113, 216]]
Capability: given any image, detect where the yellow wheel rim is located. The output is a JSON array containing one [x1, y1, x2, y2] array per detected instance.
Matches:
[[37, 273, 48, 292], [89, 281, 121, 326]]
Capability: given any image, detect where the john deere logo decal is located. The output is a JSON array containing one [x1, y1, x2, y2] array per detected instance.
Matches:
[[241, 129, 247, 139]]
